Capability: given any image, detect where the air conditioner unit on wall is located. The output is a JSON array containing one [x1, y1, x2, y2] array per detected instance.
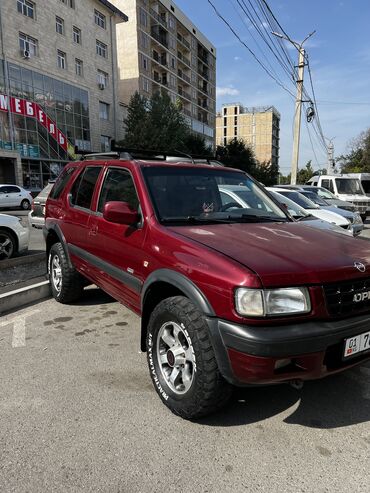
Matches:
[[22, 49, 31, 59], [98, 83, 105, 90]]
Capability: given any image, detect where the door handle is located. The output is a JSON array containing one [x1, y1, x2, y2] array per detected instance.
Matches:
[[89, 226, 98, 236]]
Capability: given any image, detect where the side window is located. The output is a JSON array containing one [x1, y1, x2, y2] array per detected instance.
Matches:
[[321, 179, 334, 193], [8, 186, 20, 193], [50, 167, 75, 199], [98, 168, 139, 213], [0, 186, 7, 194], [70, 166, 102, 210]]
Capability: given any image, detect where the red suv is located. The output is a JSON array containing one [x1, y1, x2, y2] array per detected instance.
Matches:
[[44, 154, 370, 419]]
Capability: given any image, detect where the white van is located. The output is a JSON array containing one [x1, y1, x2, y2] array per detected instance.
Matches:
[[306, 174, 370, 219]]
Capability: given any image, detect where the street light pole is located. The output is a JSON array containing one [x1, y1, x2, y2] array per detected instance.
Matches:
[[272, 31, 316, 185]]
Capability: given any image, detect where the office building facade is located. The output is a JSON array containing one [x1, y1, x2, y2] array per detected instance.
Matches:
[[0, 0, 127, 189]]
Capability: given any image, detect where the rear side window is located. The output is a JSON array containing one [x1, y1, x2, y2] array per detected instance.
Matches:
[[71, 166, 102, 210], [97, 168, 139, 212], [50, 167, 75, 199], [8, 186, 20, 193]]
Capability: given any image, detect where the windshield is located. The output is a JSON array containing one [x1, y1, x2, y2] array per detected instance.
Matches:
[[301, 191, 328, 206], [335, 178, 364, 195], [315, 187, 336, 199], [276, 191, 319, 210], [142, 167, 288, 223], [270, 191, 308, 218]]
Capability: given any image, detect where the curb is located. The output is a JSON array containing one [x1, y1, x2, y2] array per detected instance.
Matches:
[[0, 252, 45, 269], [0, 280, 51, 315]]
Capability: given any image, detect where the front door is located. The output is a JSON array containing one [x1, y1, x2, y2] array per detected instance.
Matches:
[[87, 167, 146, 312]]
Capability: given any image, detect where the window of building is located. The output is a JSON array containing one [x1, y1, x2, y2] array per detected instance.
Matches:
[[73, 26, 81, 44], [171, 57, 176, 69], [98, 168, 139, 213], [19, 33, 38, 56], [99, 102, 109, 120], [140, 54, 148, 71], [57, 50, 66, 69], [234, 106, 238, 115], [234, 116, 237, 125], [139, 8, 147, 27], [97, 70, 108, 87], [59, 0, 74, 7], [169, 74, 176, 88], [140, 31, 149, 49], [142, 77, 149, 93], [234, 127, 237, 136], [96, 40, 107, 58], [17, 0, 35, 19], [75, 58, 83, 76], [56, 16, 64, 35], [224, 128, 227, 137], [168, 15, 175, 30], [94, 9, 106, 29], [169, 36, 175, 50], [223, 108, 227, 116], [100, 135, 110, 152], [223, 117, 227, 126]]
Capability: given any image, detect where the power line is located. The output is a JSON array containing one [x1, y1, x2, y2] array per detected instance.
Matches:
[[207, 0, 296, 98]]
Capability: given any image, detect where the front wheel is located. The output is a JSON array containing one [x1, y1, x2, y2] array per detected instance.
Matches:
[[146, 296, 232, 420], [48, 242, 84, 303], [0, 229, 16, 259]]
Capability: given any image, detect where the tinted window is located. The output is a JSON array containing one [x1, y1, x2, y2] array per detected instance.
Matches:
[[50, 167, 75, 199], [71, 166, 102, 209], [362, 180, 370, 193], [321, 179, 334, 193], [8, 186, 20, 193], [0, 186, 7, 193], [98, 168, 139, 212]]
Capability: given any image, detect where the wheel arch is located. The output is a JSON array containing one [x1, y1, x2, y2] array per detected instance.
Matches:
[[140, 269, 215, 352], [44, 223, 73, 269]]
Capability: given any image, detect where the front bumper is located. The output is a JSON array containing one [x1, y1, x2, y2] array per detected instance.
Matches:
[[206, 313, 370, 386]]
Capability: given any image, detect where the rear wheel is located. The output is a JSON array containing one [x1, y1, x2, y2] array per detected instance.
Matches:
[[20, 199, 30, 210], [0, 229, 16, 259], [48, 242, 84, 303], [147, 296, 232, 420]]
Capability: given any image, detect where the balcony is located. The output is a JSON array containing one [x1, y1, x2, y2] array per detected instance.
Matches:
[[198, 51, 209, 65], [153, 51, 167, 67], [177, 69, 190, 84], [177, 32, 190, 50], [151, 27, 168, 48], [178, 87, 191, 101], [177, 51, 190, 67], [149, 7, 167, 28]]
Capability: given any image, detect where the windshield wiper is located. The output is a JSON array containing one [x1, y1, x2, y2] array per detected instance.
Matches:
[[160, 216, 233, 224], [233, 213, 288, 223]]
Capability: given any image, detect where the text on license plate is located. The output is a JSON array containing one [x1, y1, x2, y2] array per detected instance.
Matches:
[[344, 331, 370, 358]]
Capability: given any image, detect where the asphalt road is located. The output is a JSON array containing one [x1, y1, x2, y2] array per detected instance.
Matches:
[[0, 288, 369, 492]]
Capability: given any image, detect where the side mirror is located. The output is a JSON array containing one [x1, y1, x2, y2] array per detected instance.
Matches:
[[103, 201, 140, 225]]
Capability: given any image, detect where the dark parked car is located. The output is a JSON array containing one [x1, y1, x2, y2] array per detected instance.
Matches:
[[44, 154, 370, 419]]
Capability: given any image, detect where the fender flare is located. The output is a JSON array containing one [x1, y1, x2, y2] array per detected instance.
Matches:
[[141, 268, 216, 316], [44, 223, 73, 269]]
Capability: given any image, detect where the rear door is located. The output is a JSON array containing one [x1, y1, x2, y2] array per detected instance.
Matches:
[[0, 186, 11, 208], [87, 166, 146, 311]]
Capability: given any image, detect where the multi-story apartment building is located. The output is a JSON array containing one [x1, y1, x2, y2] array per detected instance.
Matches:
[[112, 0, 216, 149], [216, 104, 280, 167], [0, 0, 127, 189]]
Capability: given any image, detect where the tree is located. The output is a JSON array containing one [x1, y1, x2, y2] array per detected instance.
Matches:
[[216, 138, 257, 174], [120, 91, 191, 152], [121, 92, 149, 148], [253, 161, 279, 186], [296, 160, 314, 184], [183, 133, 212, 155], [337, 129, 370, 173]]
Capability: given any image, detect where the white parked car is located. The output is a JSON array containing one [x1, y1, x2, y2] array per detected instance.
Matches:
[[0, 213, 30, 259], [0, 184, 33, 210], [267, 188, 353, 231]]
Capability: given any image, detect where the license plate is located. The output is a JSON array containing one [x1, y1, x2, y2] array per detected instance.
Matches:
[[344, 331, 370, 358]]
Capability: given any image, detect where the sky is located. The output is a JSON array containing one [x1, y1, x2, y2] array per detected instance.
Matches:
[[175, 0, 370, 174]]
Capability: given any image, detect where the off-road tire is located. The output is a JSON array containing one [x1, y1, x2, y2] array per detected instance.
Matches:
[[49, 242, 84, 303], [146, 296, 232, 420], [20, 199, 30, 210]]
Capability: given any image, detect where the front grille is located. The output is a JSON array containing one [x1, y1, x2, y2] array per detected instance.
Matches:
[[323, 277, 370, 317]]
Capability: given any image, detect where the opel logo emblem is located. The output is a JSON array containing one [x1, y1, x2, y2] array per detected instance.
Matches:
[[354, 261, 366, 273]]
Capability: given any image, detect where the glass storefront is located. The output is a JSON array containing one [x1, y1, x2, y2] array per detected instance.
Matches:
[[0, 59, 91, 188]]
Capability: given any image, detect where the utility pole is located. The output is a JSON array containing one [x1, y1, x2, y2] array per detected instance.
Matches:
[[272, 31, 316, 185], [326, 139, 335, 174]]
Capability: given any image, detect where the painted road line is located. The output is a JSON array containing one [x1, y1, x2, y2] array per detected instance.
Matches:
[[0, 309, 40, 348]]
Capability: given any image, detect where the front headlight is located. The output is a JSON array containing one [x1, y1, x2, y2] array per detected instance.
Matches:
[[353, 213, 363, 224], [235, 287, 311, 317]]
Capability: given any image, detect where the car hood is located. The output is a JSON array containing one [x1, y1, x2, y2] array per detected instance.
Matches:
[[325, 198, 354, 209], [169, 222, 370, 287], [307, 208, 348, 226], [321, 206, 354, 219]]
